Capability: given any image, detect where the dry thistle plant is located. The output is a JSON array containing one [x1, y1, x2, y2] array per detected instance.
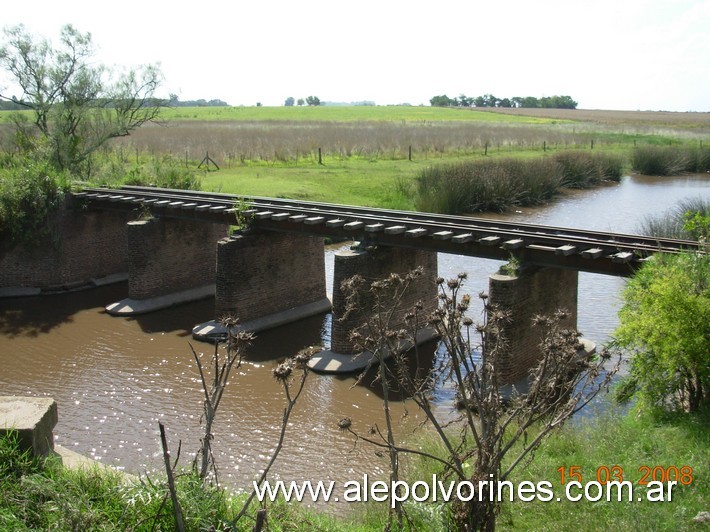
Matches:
[[339, 271, 621, 532], [188, 315, 315, 528], [190, 315, 254, 482]]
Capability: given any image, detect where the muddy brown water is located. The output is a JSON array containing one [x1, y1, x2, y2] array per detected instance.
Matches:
[[1, 174, 708, 500]]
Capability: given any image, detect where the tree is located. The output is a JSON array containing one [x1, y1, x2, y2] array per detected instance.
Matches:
[[456, 94, 472, 107], [0, 24, 165, 176], [305, 95, 320, 106], [284, 96, 295, 106], [430, 94, 455, 107], [521, 96, 540, 108], [482, 93, 499, 107], [296, 98, 305, 106]]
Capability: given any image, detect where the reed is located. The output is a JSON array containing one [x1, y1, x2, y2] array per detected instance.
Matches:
[[552, 151, 624, 188], [632, 145, 710, 175], [413, 152, 624, 214], [638, 197, 710, 239]]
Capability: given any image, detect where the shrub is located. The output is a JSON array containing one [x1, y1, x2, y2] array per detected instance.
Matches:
[[613, 250, 709, 413], [0, 157, 69, 245], [413, 152, 627, 215]]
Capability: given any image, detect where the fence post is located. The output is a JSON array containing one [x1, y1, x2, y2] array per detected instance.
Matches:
[[318, 147, 323, 165], [408, 145, 412, 161]]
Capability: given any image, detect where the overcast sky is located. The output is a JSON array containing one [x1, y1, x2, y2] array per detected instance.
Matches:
[[2, 0, 709, 111]]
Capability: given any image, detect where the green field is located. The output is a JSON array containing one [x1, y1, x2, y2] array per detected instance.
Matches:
[[160, 105, 560, 123], [88, 106, 706, 208], [3, 105, 709, 210]]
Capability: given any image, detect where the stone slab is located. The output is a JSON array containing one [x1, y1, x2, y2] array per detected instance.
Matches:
[[0, 286, 42, 298], [91, 272, 129, 287], [192, 297, 332, 342], [0, 396, 58, 457], [308, 328, 439, 374], [54, 445, 138, 482], [106, 284, 215, 315]]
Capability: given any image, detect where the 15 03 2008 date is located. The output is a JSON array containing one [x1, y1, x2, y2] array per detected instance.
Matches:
[[557, 465, 694, 486]]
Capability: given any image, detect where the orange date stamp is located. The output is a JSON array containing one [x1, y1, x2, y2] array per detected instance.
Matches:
[[557, 465, 694, 486]]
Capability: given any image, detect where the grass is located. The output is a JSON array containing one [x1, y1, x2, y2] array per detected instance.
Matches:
[[0, 430, 342, 531], [158, 105, 561, 124], [499, 407, 709, 531], [199, 155, 433, 209], [388, 402, 709, 531]]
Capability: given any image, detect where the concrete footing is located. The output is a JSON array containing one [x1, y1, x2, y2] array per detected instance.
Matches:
[[0, 396, 58, 457], [308, 327, 439, 374], [106, 284, 215, 315], [192, 297, 332, 342]]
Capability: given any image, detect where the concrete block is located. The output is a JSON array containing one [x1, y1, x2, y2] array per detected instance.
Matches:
[[0, 396, 58, 457]]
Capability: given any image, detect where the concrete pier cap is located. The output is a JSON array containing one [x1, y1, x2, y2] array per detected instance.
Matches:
[[0, 396, 58, 457]]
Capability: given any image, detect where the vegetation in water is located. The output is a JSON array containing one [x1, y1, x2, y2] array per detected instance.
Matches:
[[412, 151, 623, 214], [631, 145, 710, 176]]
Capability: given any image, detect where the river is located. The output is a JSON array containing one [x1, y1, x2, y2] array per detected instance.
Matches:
[[0, 174, 708, 497]]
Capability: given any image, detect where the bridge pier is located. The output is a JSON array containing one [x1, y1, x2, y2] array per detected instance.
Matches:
[[487, 265, 581, 384], [192, 230, 331, 341], [308, 245, 438, 373], [106, 217, 228, 315]]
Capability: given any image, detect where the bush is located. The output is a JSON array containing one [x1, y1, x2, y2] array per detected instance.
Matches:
[[89, 153, 201, 190], [613, 250, 709, 413], [0, 158, 69, 246]]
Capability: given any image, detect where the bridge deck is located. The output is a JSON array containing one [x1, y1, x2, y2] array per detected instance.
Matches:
[[72, 186, 703, 277]]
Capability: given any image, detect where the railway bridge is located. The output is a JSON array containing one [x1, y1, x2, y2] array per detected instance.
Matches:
[[4, 185, 701, 381]]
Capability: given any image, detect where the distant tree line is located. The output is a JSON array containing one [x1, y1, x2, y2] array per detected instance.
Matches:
[[284, 96, 322, 106], [168, 94, 229, 107], [430, 93, 578, 109], [0, 99, 25, 111]]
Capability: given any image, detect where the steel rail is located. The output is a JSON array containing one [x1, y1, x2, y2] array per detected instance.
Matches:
[[118, 185, 688, 247], [75, 186, 700, 256]]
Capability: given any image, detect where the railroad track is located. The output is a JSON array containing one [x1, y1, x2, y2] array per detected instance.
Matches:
[[72, 186, 703, 277]]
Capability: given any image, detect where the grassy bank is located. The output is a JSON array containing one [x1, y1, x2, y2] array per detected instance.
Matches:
[[0, 430, 339, 531], [2, 404, 706, 530], [498, 408, 709, 531]]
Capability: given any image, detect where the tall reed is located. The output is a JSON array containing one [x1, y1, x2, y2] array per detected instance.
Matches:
[[414, 152, 623, 214], [632, 145, 710, 175], [553, 151, 623, 188], [638, 197, 710, 239]]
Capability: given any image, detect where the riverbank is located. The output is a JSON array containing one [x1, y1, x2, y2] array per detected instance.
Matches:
[[2, 400, 706, 530]]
